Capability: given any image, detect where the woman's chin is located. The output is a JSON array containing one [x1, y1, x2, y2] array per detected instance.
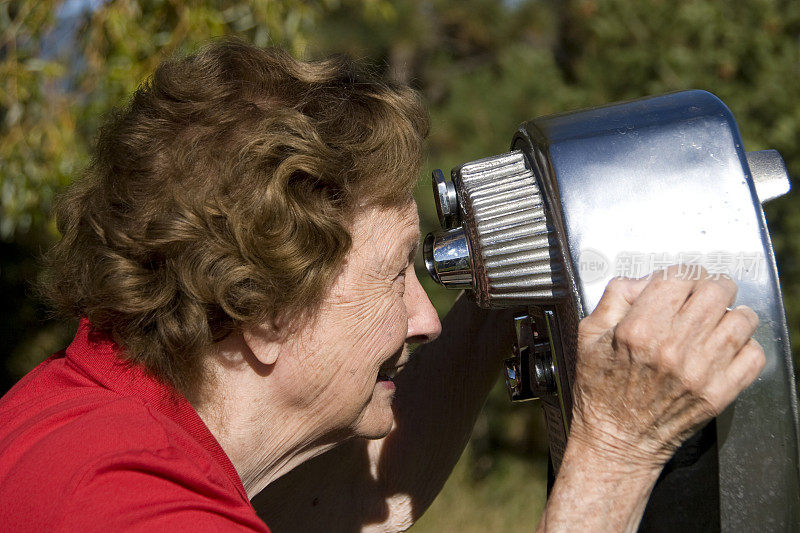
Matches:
[[352, 391, 396, 439], [360, 421, 394, 440]]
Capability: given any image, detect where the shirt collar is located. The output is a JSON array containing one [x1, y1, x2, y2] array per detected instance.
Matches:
[[65, 318, 249, 502]]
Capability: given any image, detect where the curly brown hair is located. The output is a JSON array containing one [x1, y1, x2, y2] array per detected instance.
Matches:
[[43, 39, 428, 398]]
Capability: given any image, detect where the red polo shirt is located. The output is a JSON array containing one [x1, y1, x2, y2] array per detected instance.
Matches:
[[0, 320, 270, 532]]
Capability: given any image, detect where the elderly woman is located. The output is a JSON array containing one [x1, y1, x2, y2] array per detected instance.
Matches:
[[0, 40, 763, 532]]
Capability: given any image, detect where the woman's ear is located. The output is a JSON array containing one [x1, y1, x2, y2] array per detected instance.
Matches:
[[242, 323, 281, 366]]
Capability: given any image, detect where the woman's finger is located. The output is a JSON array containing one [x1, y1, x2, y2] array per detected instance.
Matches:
[[703, 338, 766, 413], [584, 276, 650, 332], [673, 275, 738, 339], [704, 305, 759, 362]]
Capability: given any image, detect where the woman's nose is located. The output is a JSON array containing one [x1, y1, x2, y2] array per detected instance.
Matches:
[[405, 266, 442, 344]]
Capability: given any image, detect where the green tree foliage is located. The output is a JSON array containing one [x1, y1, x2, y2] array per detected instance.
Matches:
[[2, 2, 75, 238], [1, 0, 393, 240]]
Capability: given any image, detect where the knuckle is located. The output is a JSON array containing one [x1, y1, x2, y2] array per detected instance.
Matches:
[[728, 311, 750, 330], [681, 371, 707, 394], [717, 274, 739, 296], [649, 267, 672, 285], [579, 312, 605, 331], [604, 277, 627, 295], [685, 264, 709, 281], [725, 311, 757, 339], [695, 265, 710, 279], [652, 264, 708, 288], [656, 345, 682, 373], [577, 318, 595, 343], [669, 263, 708, 281], [701, 279, 733, 305], [614, 318, 652, 349], [718, 332, 742, 353], [664, 264, 684, 278]]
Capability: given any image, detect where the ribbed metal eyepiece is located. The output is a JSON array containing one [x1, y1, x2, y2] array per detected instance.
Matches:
[[423, 150, 566, 307]]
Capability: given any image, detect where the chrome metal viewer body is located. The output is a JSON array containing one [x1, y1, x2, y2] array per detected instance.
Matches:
[[424, 90, 799, 531]]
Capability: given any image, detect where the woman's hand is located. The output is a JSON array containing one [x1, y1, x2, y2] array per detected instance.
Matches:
[[570, 265, 766, 472]]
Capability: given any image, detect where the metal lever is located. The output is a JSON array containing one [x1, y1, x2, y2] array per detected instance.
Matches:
[[504, 314, 558, 401]]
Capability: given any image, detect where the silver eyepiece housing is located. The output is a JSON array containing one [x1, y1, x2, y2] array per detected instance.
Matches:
[[423, 151, 566, 307]]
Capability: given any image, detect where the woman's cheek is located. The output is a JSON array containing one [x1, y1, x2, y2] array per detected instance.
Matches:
[[365, 286, 408, 333], [381, 297, 409, 340]]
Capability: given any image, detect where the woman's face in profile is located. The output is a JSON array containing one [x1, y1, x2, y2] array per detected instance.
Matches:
[[264, 201, 442, 440]]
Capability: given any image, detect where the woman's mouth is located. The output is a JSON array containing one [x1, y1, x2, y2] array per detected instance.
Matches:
[[378, 356, 412, 381], [377, 368, 396, 382], [377, 348, 409, 385], [376, 368, 397, 391]]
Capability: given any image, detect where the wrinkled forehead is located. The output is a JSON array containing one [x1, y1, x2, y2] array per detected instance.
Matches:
[[351, 201, 419, 242]]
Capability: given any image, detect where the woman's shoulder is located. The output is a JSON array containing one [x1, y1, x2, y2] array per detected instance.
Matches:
[[0, 362, 268, 531]]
